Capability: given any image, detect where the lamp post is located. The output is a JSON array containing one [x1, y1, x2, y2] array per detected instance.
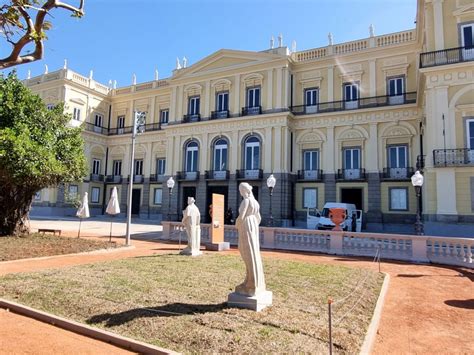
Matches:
[[266, 174, 276, 227], [167, 176, 175, 221], [411, 170, 424, 236], [125, 111, 146, 246]]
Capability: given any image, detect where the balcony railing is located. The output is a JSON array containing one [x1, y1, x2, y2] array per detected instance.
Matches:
[[89, 173, 104, 182], [182, 114, 201, 123], [150, 174, 166, 182], [297, 169, 323, 181], [290, 92, 416, 115], [105, 175, 122, 183], [177, 171, 200, 181], [108, 126, 133, 135], [241, 106, 262, 116], [236, 169, 263, 180], [210, 110, 230, 120], [205, 170, 230, 180], [337, 169, 366, 181], [382, 167, 414, 180], [433, 149, 474, 167], [128, 175, 144, 183], [84, 122, 162, 136], [420, 46, 474, 68], [84, 122, 108, 135]]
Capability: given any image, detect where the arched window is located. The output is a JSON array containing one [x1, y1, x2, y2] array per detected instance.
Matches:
[[213, 139, 228, 171], [185, 141, 199, 172], [244, 136, 260, 170]]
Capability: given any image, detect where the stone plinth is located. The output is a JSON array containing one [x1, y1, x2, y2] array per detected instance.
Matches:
[[227, 291, 273, 312], [205, 241, 230, 251]]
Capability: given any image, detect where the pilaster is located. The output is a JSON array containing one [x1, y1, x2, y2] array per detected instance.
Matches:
[[234, 74, 240, 115], [327, 66, 334, 102], [266, 69, 273, 110], [433, 0, 445, 50]]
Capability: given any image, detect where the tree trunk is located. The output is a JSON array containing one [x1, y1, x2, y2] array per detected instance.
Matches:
[[0, 183, 35, 236]]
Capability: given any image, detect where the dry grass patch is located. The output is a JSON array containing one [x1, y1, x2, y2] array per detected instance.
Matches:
[[0, 234, 119, 261], [0, 253, 383, 353]]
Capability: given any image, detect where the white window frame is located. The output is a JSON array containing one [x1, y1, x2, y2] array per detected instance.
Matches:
[[388, 145, 408, 168], [389, 187, 408, 211], [213, 139, 228, 171], [113, 160, 122, 176], [73, 107, 81, 121], [244, 136, 260, 170], [188, 96, 200, 115], [344, 148, 361, 169], [246, 86, 261, 108], [304, 88, 319, 113], [388, 77, 405, 104], [160, 109, 169, 124], [216, 92, 229, 112], [92, 159, 101, 175], [134, 159, 143, 176], [303, 150, 319, 171], [94, 114, 103, 127], [157, 158, 166, 175], [461, 23, 474, 60], [68, 185, 78, 199], [34, 191, 41, 201], [91, 187, 100, 203], [303, 188, 318, 209], [185, 142, 199, 172], [153, 188, 163, 205], [343, 83, 359, 109]]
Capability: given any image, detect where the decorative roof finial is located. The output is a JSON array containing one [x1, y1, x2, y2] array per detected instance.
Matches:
[[63, 59, 68, 69], [291, 40, 297, 53], [182, 56, 187, 68], [155, 69, 159, 81], [328, 32, 334, 45], [270, 36, 274, 49], [44, 64, 48, 74], [278, 33, 283, 47], [27, 70, 31, 79], [89, 70, 93, 80], [176, 57, 181, 70], [113, 80, 117, 89], [369, 24, 375, 37], [132, 73, 136, 85]]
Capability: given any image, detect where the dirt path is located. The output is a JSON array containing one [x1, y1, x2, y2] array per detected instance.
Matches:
[[1, 233, 473, 354]]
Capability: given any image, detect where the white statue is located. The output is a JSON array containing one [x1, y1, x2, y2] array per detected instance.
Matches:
[[278, 33, 283, 47], [270, 36, 274, 49], [44, 64, 48, 74], [113, 80, 117, 89], [155, 69, 159, 81], [369, 24, 375, 37], [27, 70, 31, 79], [132, 74, 136, 85], [63, 59, 68, 70], [176, 57, 182, 70], [328, 32, 334, 45], [182, 56, 187, 68], [291, 40, 297, 53], [181, 197, 202, 256], [235, 182, 266, 296], [89, 70, 93, 80], [411, 170, 424, 187]]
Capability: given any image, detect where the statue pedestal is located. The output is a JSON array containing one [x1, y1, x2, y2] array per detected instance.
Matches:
[[227, 291, 273, 312], [205, 241, 230, 251], [179, 248, 203, 257]]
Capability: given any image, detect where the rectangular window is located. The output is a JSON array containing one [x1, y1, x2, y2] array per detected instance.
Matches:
[[303, 188, 317, 209], [134, 159, 143, 175], [92, 159, 101, 175], [388, 146, 407, 168], [73, 108, 81, 120], [388, 77, 405, 104], [461, 23, 474, 60], [117, 115, 125, 128], [390, 188, 408, 211], [34, 191, 41, 201], [247, 87, 261, 108], [305, 88, 318, 106], [343, 83, 359, 109], [216, 92, 229, 112], [157, 158, 166, 175], [113, 160, 122, 176], [188, 96, 200, 115], [344, 148, 360, 169], [91, 187, 100, 203], [68, 185, 78, 199], [467, 119, 474, 163], [94, 114, 103, 127], [154, 188, 163, 205], [160, 109, 169, 124], [304, 150, 319, 171]]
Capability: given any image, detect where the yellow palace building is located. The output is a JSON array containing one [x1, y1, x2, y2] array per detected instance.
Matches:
[[27, 0, 473, 228]]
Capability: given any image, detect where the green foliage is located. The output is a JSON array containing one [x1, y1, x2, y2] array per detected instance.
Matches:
[[0, 72, 86, 186], [0, 72, 87, 234]]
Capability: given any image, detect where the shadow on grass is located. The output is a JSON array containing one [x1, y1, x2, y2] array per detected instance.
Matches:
[[87, 302, 227, 326]]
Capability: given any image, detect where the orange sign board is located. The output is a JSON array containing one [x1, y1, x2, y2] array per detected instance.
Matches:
[[211, 193, 225, 243]]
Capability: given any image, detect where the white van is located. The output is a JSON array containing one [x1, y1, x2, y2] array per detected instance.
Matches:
[[307, 202, 362, 232]]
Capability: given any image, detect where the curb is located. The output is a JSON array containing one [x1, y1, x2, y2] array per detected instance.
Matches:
[[360, 272, 390, 355], [0, 299, 179, 355], [0, 245, 136, 265]]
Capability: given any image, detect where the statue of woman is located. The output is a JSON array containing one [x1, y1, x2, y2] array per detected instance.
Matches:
[[235, 182, 266, 296]]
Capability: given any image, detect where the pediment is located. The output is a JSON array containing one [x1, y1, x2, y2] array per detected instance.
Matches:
[[70, 97, 86, 105], [173, 49, 285, 78], [453, 4, 474, 17]]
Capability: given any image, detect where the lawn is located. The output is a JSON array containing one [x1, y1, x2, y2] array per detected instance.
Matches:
[[0, 234, 119, 261], [0, 253, 384, 353]]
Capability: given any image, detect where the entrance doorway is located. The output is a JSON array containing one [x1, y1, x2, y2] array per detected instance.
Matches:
[[206, 186, 228, 223], [131, 189, 141, 215], [340, 188, 363, 210], [182, 186, 197, 216]]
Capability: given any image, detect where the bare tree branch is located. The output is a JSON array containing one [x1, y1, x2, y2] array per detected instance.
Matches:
[[0, 0, 85, 70]]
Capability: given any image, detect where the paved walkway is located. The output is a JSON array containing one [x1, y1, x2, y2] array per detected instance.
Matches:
[[1, 222, 473, 354]]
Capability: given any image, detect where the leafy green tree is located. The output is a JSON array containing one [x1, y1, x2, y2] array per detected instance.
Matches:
[[0, 72, 87, 235], [0, 0, 84, 69]]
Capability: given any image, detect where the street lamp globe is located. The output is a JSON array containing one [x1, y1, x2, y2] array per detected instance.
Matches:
[[411, 170, 424, 236], [167, 176, 175, 191], [266, 174, 276, 195]]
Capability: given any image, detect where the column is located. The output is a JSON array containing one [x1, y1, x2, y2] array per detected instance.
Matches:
[[204, 80, 211, 118], [233, 74, 240, 115], [283, 66, 289, 108], [274, 127, 282, 172], [165, 136, 174, 175], [266, 69, 273, 110], [170, 86, 177, 122], [149, 97, 156, 123], [433, 0, 445, 51], [176, 86, 183, 120], [201, 133, 209, 173], [367, 124, 382, 223], [173, 135, 181, 173], [327, 66, 334, 102], [276, 68, 283, 109], [231, 130, 239, 171], [367, 123, 379, 173], [324, 126, 336, 203], [369, 60, 376, 97], [264, 126, 273, 173]]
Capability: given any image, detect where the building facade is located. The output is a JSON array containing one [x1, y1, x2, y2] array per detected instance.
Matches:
[[28, 0, 473, 227]]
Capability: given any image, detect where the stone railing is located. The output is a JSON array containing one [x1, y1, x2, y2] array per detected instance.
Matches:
[[293, 29, 416, 63], [161, 222, 473, 268]]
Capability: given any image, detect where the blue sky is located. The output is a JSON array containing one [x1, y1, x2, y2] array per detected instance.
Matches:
[[4, 0, 417, 87]]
